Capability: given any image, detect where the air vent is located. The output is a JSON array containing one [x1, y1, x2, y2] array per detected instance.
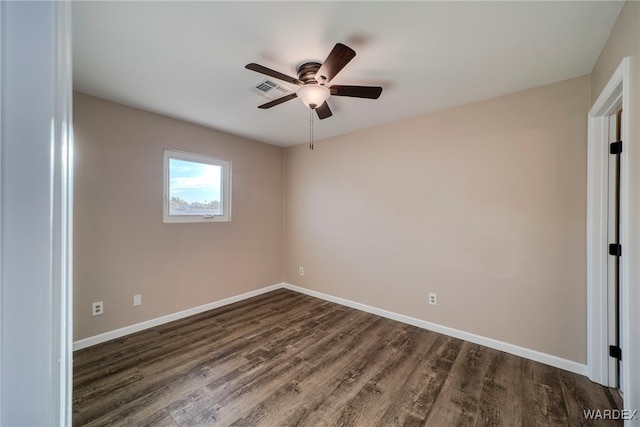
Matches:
[[249, 79, 294, 100]]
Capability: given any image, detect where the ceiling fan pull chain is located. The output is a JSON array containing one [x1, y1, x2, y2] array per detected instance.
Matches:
[[309, 108, 314, 150]]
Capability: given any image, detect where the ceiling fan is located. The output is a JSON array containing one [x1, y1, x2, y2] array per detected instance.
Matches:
[[245, 43, 382, 120]]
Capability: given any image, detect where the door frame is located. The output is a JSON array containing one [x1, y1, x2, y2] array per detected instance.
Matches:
[[586, 57, 630, 390], [0, 2, 73, 424]]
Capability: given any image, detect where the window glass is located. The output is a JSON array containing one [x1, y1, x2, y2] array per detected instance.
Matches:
[[163, 150, 231, 222]]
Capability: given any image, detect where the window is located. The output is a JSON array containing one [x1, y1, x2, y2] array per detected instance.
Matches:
[[163, 149, 231, 223]]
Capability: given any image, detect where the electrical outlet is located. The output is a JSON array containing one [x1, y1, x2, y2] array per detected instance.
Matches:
[[299, 266, 304, 276], [428, 293, 437, 306], [133, 294, 142, 306], [92, 301, 104, 316]]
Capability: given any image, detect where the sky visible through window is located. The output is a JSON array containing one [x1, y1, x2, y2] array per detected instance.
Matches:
[[169, 158, 221, 215]]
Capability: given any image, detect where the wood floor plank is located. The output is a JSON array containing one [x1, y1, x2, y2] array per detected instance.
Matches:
[[239, 316, 407, 427], [73, 289, 623, 427], [174, 312, 390, 425], [521, 360, 570, 426], [423, 342, 495, 426], [558, 370, 623, 426], [226, 313, 390, 426], [136, 409, 179, 427], [166, 303, 366, 425], [76, 294, 340, 426], [474, 349, 523, 426], [374, 334, 461, 426], [276, 319, 417, 427], [327, 325, 438, 426]]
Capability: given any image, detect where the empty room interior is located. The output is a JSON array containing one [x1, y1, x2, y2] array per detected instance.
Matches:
[[43, 0, 640, 425], [73, 2, 639, 426]]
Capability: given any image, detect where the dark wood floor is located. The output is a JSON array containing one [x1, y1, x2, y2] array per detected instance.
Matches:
[[73, 289, 622, 426]]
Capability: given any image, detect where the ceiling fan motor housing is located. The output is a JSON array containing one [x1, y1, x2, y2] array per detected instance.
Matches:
[[297, 62, 323, 85]]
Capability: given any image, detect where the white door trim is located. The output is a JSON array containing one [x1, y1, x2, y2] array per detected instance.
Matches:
[[53, 2, 74, 424], [586, 57, 629, 389], [0, 2, 73, 425], [606, 112, 620, 388]]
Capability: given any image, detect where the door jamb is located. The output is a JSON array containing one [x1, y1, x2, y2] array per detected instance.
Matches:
[[586, 57, 630, 390]]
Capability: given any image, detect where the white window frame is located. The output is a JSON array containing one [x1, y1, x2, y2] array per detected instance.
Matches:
[[163, 149, 231, 223]]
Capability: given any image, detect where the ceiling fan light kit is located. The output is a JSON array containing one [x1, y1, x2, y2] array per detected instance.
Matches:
[[245, 43, 383, 149], [296, 84, 330, 109]]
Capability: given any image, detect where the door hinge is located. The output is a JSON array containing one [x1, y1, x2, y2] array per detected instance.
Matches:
[[609, 243, 622, 256], [610, 140, 623, 155], [609, 345, 622, 360]]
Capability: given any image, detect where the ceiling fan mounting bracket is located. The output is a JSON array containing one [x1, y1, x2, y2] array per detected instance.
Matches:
[[297, 62, 322, 85]]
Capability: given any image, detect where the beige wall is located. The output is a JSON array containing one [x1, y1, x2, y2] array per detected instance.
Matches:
[[284, 76, 591, 363], [73, 93, 284, 340], [590, 1, 639, 102]]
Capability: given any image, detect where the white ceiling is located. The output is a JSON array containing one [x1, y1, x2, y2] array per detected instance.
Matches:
[[72, 1, 623, 147]]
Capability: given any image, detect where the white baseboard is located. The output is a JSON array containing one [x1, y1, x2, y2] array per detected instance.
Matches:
[[281, 283, 587, 376], [73, 282, 587, 377], [72, 284, 283, 351]]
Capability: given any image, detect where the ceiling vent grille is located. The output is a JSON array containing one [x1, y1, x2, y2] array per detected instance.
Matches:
[[249, 79, 294, 100]]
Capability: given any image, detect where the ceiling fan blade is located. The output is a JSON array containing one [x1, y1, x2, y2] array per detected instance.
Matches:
[[315, 43, 356, 84], [315, 101, 332, 120], [245, 63, 303, 86], [330, 85, 382, 99], [257, 93, 298, 109]]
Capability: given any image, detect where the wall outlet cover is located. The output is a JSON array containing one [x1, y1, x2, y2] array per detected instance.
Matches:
[[92, 301, 104, 316]]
